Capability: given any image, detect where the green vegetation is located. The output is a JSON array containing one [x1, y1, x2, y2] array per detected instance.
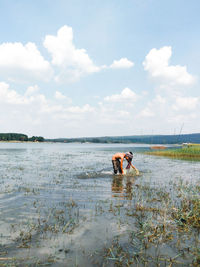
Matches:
[[1, 132, 200, 144], [0, 133, 44, 142], [0, 133, 28, 141], [146, 146, 200, 160], [100, 179, 200, 266], [46, 133, 200, 144], [1, 178, 199, 266], [28, 136, 44, 142]]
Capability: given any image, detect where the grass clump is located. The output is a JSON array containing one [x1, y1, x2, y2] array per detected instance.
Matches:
[[172, 197, 200, 230], [100, 178, 200, 267], [146, 146, 200, 160]]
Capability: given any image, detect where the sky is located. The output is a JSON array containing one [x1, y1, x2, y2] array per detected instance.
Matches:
[[0, 0, 200, 138]]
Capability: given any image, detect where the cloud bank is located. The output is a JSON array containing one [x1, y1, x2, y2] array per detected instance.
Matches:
[[0, 42, 53, 82], [0, 27, 198, 137], [143, 46, 195, 86]]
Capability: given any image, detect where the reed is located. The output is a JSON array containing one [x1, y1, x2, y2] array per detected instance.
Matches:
[[146, 146, 200, 160]]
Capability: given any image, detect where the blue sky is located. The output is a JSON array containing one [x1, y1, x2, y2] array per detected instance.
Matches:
[[0, 0, 199, 138]]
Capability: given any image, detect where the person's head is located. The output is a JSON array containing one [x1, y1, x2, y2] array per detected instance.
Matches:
[[125, 151, 133, 162]]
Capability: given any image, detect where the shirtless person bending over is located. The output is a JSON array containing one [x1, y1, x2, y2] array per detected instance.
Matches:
[[112, 151, 139, 175]]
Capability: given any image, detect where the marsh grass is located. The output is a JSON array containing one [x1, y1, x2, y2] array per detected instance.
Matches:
[[1, 178, 199, 266], [101, 178, 200, 266], [146, 146, 200, 160]]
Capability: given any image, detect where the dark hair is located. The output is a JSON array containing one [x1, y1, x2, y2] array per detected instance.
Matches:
[[125, 151, 133, 161]]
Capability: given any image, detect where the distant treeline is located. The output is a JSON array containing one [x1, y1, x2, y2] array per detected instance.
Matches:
[[1, 133, 200, 144], [0, 133, 44, 142], [46, 133, 200, 144]]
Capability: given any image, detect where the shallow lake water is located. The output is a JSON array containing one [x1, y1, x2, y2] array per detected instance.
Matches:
[[0, 142, 199, 266]]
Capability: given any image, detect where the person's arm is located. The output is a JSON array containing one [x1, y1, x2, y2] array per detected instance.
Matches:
[[120, 157, 124, 174], [130, 163, 139, 175]]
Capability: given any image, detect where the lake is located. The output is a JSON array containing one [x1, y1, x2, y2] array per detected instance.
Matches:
[[0, 142, 199, 266]]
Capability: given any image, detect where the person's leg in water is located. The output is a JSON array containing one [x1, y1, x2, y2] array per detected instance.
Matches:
[[112, 160, 118, 174], [117, 159, 123, 174], [112, 159, 123, 174]]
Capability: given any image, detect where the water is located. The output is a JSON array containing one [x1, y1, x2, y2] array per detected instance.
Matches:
[[0, 142, 199, 266]]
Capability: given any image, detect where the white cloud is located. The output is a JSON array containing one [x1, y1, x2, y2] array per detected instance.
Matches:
[[110, 58, 134, 69], [1, 80, 199, 137], [137, 94, 167, 118], [55, 91, 72, 104], [104, 87, 138, 103], [168, 113, 197, 123], [139, 107, 155, 117], [172, 96, 199, 110], [43, 25, 100, 82], [0, 82, 50, 108], [67, 104, 94, 113], [0, 26, 134, 85], [0, 82, 27, 105], [40, 103, 63, 114], [143, 46, 195, 86], [0, 42, 52, 82], [0, 81, 98, 136], [154, 94, 166, 104], [55, 91, 66, 100], [0, 82, 95, 117], [25, 85, 39, 96], [118, 110, 130, 116]]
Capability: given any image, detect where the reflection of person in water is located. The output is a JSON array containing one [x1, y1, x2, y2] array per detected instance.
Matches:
[[112, 176, 123, 197], [125, 177, 134, 200], [112, 152, 138, 175], [112, 176, 135, 199]]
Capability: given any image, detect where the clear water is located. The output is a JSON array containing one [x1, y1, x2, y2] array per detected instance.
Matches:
[[0, 142, 199, 265]]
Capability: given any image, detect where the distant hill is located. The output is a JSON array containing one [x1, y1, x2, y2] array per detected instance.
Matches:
[[1, 132, 199, 144], [46, 133, 200, 144]]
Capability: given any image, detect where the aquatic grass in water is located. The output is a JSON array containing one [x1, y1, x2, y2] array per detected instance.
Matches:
[[146, 146, 200, 160], [0, 143, 200, 266], [1, 178, 200, 266], [101, 179, 200, 266]]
